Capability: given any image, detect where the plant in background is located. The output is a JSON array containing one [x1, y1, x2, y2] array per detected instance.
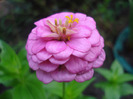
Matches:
[[0, 40, 96, 99], [95, 60, 133, 99], [25, 12, 105, 98]]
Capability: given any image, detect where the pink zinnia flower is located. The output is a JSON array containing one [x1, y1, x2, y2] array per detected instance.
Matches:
[[26, 12, 105, 84]]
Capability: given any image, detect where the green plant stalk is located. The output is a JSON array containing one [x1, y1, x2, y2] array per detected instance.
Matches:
[[63, 82, 65, 99], [129, 0, 133, 48]]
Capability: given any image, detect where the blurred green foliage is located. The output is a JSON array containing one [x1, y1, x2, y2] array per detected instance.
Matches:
[[95, 60, 133, 99], [0, 40, 95, 99]]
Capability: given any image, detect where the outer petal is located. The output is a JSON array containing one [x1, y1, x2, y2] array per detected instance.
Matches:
[[32, 55, 43, 63], [39, 61, 59, 72], [65, 56, 88, 73], [88, 29, 100, 46], [72, 50, 87, 58], [49, 57, 69, 65], [46, 41, 67, 54], [74, 13, 87, 21], [51, 67, 76, 82], [26, 40, 36, 55], [36, 69, 53, 84], [31, 40, 46, 54], [28, 59, 39, 70], [53, 46, 73, 59], [84, 50, 97, 62], [67, 38, 91, 52], [36, 49, 52, 61], [75, 69, 94, 82], [93, 49, 106, 68]]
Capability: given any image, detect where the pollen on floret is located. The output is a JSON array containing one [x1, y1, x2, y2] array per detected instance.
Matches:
[[65, 15, 79, 23]]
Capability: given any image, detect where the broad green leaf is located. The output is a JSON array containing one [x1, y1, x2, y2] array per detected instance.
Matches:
[[65, 78, 95, 99], [120, 83, 133, 96], [0, 40, 21, 73], [95, 68, 112, 81], [43, 81, 62, 97], [116, 74, 133, 83], [13, 74, 46, 99], [18, 48, 29, 75], [111, 60, 123, 75], [95, 81, 111, 89], [0, 90, 12, 99]]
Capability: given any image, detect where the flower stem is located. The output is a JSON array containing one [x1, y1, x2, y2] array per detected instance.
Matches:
[[63, 82, 65, 99]]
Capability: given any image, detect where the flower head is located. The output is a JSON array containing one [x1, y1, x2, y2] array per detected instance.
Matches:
[[26, 12, 106, 84]]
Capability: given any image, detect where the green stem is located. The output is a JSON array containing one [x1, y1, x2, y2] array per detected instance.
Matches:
[[63, 82, 65, 99]]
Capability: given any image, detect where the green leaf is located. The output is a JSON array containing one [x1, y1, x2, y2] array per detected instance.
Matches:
[[0, 40, 21, 73], [116, 74, 133, 83], [18, 48, 29, 75], [95, 68, 112, 81], [0, 90, 12, 99], [120, 83, 133, 96], [13, 74, 46, 99], [43, 81, 62, 97], [65, 78, 95, 99], [111, 60, 123, 75], [78, 94, 96, 99]]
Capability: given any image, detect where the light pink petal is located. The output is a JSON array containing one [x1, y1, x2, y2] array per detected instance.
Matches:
[[71, 26, 91, 38], [74, 13, 87, 21], [36, 49, 52, 61], [84, 50, 97, 62], [34, 19, 45, 27], [36, 26, 52, 37], [26, 40, 36, 55], [28, 33, 37, 40], [88, 29, 100, 46], [31, 40, 47, 54], [93, 49, 106, 68], [28, 59, 39, 70], [72, 50, 87, 58], [36, 69, 53, 84], [32, 55, 43, 63], [49, 57, 69, 65], [51, 67, 76, 82], [39, 61, 59, 72], [67, 38, 91, 52], [65, 56, 88, 73], [86, 17, 96, 25], [46, 41, 67, 54], [53, 46, 73, 59], [75, 69, 94, 82]]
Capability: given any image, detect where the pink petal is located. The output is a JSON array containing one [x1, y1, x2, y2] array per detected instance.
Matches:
[[36, 49, 52, 61], [67, 38, 91, 52], [32, 40, 47, 54], [34, 19, 45, 27], [53, 46, 73, 59], [88, 29, 100, 46], [93, 49, 106, 68], [28, 33, 37, 40], [36, 69, 53, 84], [51, 66, 76, 82], [39, 61, 59, 72], [65, 56, 88, 73], [28, 59, 39, 70], [84, 50, 97, 62], [32, 55, 43, 63], [26, 40, 36, 55], [72, 50, 87, 58], [74, 13, 87, 21], [36, 26, 52, 37], [46, 41, 67, 54], [75, 69, 94, 82], [71, 26, 91, 38], [49, 57, 69, 65]]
